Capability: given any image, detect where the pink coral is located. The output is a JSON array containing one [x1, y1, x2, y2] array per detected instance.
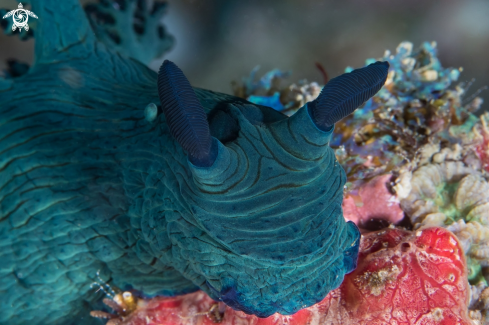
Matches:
[[343, 174, 404, 228], [100, 227, 471, 325]]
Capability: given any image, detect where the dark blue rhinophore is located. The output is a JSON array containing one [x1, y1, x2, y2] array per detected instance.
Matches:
[[308, 61, 389, 131], [157, 60, 218, 167]]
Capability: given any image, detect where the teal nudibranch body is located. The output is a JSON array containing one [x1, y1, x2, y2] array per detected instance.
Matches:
[[0, 0, 388, 323]]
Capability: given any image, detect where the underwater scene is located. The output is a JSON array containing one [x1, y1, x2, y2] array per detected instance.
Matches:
[[1, 0, 489, 324]]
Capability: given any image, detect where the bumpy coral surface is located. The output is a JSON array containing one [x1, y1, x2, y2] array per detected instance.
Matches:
[[95, 227, 471, 325], [400, 161, 482, 228]]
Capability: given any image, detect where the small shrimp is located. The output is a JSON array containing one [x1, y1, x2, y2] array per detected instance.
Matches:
[[89, 270, 140, 324]]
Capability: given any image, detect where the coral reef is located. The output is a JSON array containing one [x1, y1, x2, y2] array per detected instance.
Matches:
[[469, 282, 489, 324], [400, 162, 484, 228], [92, 227, 472, 325], [0, 0, 392, 323], [447, 220, 489, 284]]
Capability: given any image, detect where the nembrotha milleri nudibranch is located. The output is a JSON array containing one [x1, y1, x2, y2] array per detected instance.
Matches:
[[0, 1, 389, 323]]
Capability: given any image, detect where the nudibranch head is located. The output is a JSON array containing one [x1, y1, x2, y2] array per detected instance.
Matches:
[[157, 60, 388, 316]]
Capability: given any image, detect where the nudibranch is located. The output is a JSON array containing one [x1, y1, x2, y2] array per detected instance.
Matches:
[[0, 0, 388, 323]]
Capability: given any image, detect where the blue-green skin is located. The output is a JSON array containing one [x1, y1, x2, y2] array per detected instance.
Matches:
[[0, 1, 359, 324]]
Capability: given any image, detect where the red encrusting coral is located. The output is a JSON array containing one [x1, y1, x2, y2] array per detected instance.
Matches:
[[319, 227, 471, 324], [104, 227, 471, 325]]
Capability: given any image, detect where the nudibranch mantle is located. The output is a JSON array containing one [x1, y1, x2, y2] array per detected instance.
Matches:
[[0, 1, 387, 323]]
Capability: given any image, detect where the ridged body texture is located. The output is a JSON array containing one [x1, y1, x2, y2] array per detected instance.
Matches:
[[0, 1, 387, 323]]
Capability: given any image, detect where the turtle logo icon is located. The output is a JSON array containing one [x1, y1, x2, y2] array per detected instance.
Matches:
[[2, 3, 38, 32]]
